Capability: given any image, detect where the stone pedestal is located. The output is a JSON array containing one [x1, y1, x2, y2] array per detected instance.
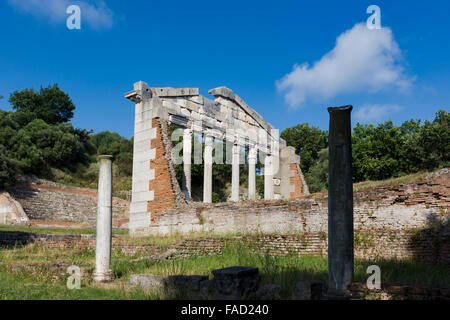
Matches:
[[94, 155, 113, 282]]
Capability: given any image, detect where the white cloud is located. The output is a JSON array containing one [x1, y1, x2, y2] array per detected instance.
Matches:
[[8, 0, 114, 30], [354, 104, 402, 123], [276, 23, 413, 108]]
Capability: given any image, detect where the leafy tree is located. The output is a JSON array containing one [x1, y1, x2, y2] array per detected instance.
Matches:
[[418, 110, 449, 170], [12, 119, 87, 173], [9, 84, 75, 125], [91, 131, 132, 156], [281, 123, 328, 174], [352, 121, 405, 181], [305, 148, 328, 193], [0, 145, 20, 189]]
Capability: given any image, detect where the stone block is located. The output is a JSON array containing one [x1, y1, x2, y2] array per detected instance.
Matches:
[[130, 274, 208, 298], [254, 284, 281, 300], [295, 280, 325, 300], [210, 266, 261, 299]]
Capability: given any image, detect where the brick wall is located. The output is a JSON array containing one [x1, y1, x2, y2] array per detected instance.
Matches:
[[289, 163, 304, 198], [148, 118, 178, 222], [2, 228, 448, 264], [168, 229, 450, 263]]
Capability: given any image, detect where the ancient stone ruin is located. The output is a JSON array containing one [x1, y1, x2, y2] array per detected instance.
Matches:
[[124, 81, 309, 235]]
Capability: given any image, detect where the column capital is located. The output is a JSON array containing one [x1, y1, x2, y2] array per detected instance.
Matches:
[[248, 146, 258, 160], [183, 127, 193, 136], [204, 133, 214, 146]]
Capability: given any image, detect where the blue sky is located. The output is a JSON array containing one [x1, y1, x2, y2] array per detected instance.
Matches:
[[0, 0, 449, 138]]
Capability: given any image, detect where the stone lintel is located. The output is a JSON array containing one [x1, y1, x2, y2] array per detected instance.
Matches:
[[208, 86, 275, 136], [150, 87, 199, 97]]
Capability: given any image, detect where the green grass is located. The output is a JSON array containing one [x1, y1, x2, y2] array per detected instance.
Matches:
[[1, 236, 449, 300], [353, 171, 429, 192], [0, 272, 152, 300]]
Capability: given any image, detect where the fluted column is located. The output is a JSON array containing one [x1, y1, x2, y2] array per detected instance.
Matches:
[[231, 143, 240, 202], [94, 155, 113, 282], [182, 128, 192, 200], [264, 154, 274, 200], [203, 134, 213, 203], [248, 146, 257, 200]]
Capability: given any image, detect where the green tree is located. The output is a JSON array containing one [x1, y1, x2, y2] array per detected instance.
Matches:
[[281, 123, 328, 174], [305, 148, 329, 193], [12, 119, 87, 173], [9, 84, 75, 125], [418, 110, 450, 170], [91, 131, 132, 156], [0, 145, 20, 189]]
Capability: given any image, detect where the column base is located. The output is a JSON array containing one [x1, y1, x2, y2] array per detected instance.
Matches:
[[93, 269, 113, 283]]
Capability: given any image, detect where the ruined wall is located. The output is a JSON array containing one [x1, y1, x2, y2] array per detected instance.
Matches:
[[2, 228, 448, 264], [148, 118, 185, 222], [7, 181, 129, 227], [143, 170, 449, 235]]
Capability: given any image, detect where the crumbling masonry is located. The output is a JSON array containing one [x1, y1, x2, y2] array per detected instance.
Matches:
[[125, 81, 309, 235]]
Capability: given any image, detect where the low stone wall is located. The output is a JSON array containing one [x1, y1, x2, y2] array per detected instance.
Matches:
[[0, 231, 95, 246], [3, 227, 448, 264], [168, 229, 450, 263], [7, 180, 129, 226], [145, 170, 449, 235]]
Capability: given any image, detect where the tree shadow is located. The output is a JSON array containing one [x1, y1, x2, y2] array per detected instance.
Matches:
[[407, 209, 450, 264]]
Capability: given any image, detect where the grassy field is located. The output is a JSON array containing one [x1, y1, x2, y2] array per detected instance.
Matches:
[[1, 229, 449, 300]]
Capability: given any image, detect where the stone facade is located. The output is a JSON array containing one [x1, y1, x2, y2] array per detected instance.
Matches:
[[125, 81, 309, 235]]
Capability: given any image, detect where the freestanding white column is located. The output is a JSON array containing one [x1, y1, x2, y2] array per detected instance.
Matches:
[[264, 154, 274, 200], [248, 146, 257, 200], [203, 135, 213, 203], [182, 128, 192, 200], [94, 155, 113, 282]]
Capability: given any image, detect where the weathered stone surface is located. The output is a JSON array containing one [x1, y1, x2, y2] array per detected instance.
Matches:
[[210, 266, 261, 299], [254, 284, 281, 300], [130, 274, 166, 291], [295, 280, 325, 300], [130, 274, 209, 298], [7, 180, 129, 226]]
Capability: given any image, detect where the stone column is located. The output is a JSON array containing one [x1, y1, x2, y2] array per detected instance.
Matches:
[[182, 128, 192, 200], [327, 105, 354, 298], [264, 154, 274, 200], [94, 155, 113, 282], [231, 143, 240, 202], [203, 134, 213, 203], [248, 146, 257, 200]]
